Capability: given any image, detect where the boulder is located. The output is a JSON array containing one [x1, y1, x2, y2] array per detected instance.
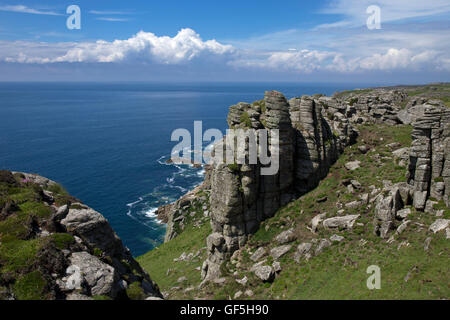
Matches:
[[345, 201, 361, 209], [294, 243, 312, 262], [345, 161, 361, 171], [396, 208, 411, 219], [250, 247, 266, 262], [315, 239, 332, 255], [429, 219, 449, 233], [358, 145, 369, 154], [330, 234, 344, 242], [275, 228, 296, 244], [245, 289, 254, 297], [323, 214, 360, 229], [272, 261, 282, 273], [311, 213, 327, 233], [61, 207, 123, 257], [254, 265, 275, 282], [270, 245, 292, 260], [396, 221, 410, 235], [62, 252, 117, 297]]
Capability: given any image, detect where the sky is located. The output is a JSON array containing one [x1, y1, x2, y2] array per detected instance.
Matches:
[[0, 0, 449, 83]]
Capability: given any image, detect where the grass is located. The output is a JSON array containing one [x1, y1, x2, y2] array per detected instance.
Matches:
[[0, 239, 42, 275], [13, 270, 47, 300], [50, 233, 75, 250], [19, 201, 52, 219], [137, 221, 211, 298], [240, 111, 252, 128], [334, 88, 373, 99], [126, 282, 146, 300]]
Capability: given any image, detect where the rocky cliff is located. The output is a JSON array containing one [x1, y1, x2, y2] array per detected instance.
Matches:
[[158, 86, 449, 283], [0, 171, 162, 300], [200, 91, 360, 280]]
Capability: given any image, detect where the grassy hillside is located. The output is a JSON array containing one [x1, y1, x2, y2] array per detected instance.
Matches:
[[138, 123, 449, 300], [0, 172, 78, 300], [137, 201, 211, 299]]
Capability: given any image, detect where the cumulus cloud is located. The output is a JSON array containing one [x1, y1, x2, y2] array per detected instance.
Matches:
[[1, 28, 449, 74], [325, 48, 448, 72], [3, 28, 235, 64]]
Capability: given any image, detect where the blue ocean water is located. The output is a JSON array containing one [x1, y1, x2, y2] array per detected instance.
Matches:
[[0, 82, 363, 256]]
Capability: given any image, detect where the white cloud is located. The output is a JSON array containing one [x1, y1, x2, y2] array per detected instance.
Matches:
[[358, 48, 440, 71], [230, 47, 448, 73], [0, 4, 62, 16], [231, 49, 336, 73], [2, 28, 235, 64], [1, 28, 449, 74]]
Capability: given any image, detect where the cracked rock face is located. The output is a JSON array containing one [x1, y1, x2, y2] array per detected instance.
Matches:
[[407, 103, 450, 210], [201, 91, 357, 280], [59, 252, 117, 297]]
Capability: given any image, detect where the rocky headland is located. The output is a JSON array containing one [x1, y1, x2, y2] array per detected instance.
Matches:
[[146, 83, 449, 299]]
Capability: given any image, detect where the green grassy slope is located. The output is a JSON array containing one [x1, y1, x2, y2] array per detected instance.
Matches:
[[137, 203, 211, 299], [0, 172, 78, 300]]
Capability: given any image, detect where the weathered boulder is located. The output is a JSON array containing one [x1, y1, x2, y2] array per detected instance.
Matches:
[[429, 219, 449, 233], [250, 247, 266, 262], [294, 242, 313, 262], [345, 161, 361, 171], [330, 234, 344, 242], [396, 208, 411, 219], [270, 245, 292, 260], [254, 265, 275, 282], [58, 252, 117, 297], [311, 213, 327, 233], [374, 188, 402, 238], [315, 239, 332, 255], [275, 228, 296, 244], [61, 207, 123, 258], [396, 220, 410, 235], [323, 215, 360, 229]]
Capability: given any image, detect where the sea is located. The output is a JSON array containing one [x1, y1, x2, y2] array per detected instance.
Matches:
[[0, 82, 367, 256]]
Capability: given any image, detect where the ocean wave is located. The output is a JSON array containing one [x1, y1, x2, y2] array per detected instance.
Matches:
[[125, 152, 206, 231]]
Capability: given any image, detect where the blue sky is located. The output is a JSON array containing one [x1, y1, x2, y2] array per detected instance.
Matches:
[[0, 0, 449, 83]]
